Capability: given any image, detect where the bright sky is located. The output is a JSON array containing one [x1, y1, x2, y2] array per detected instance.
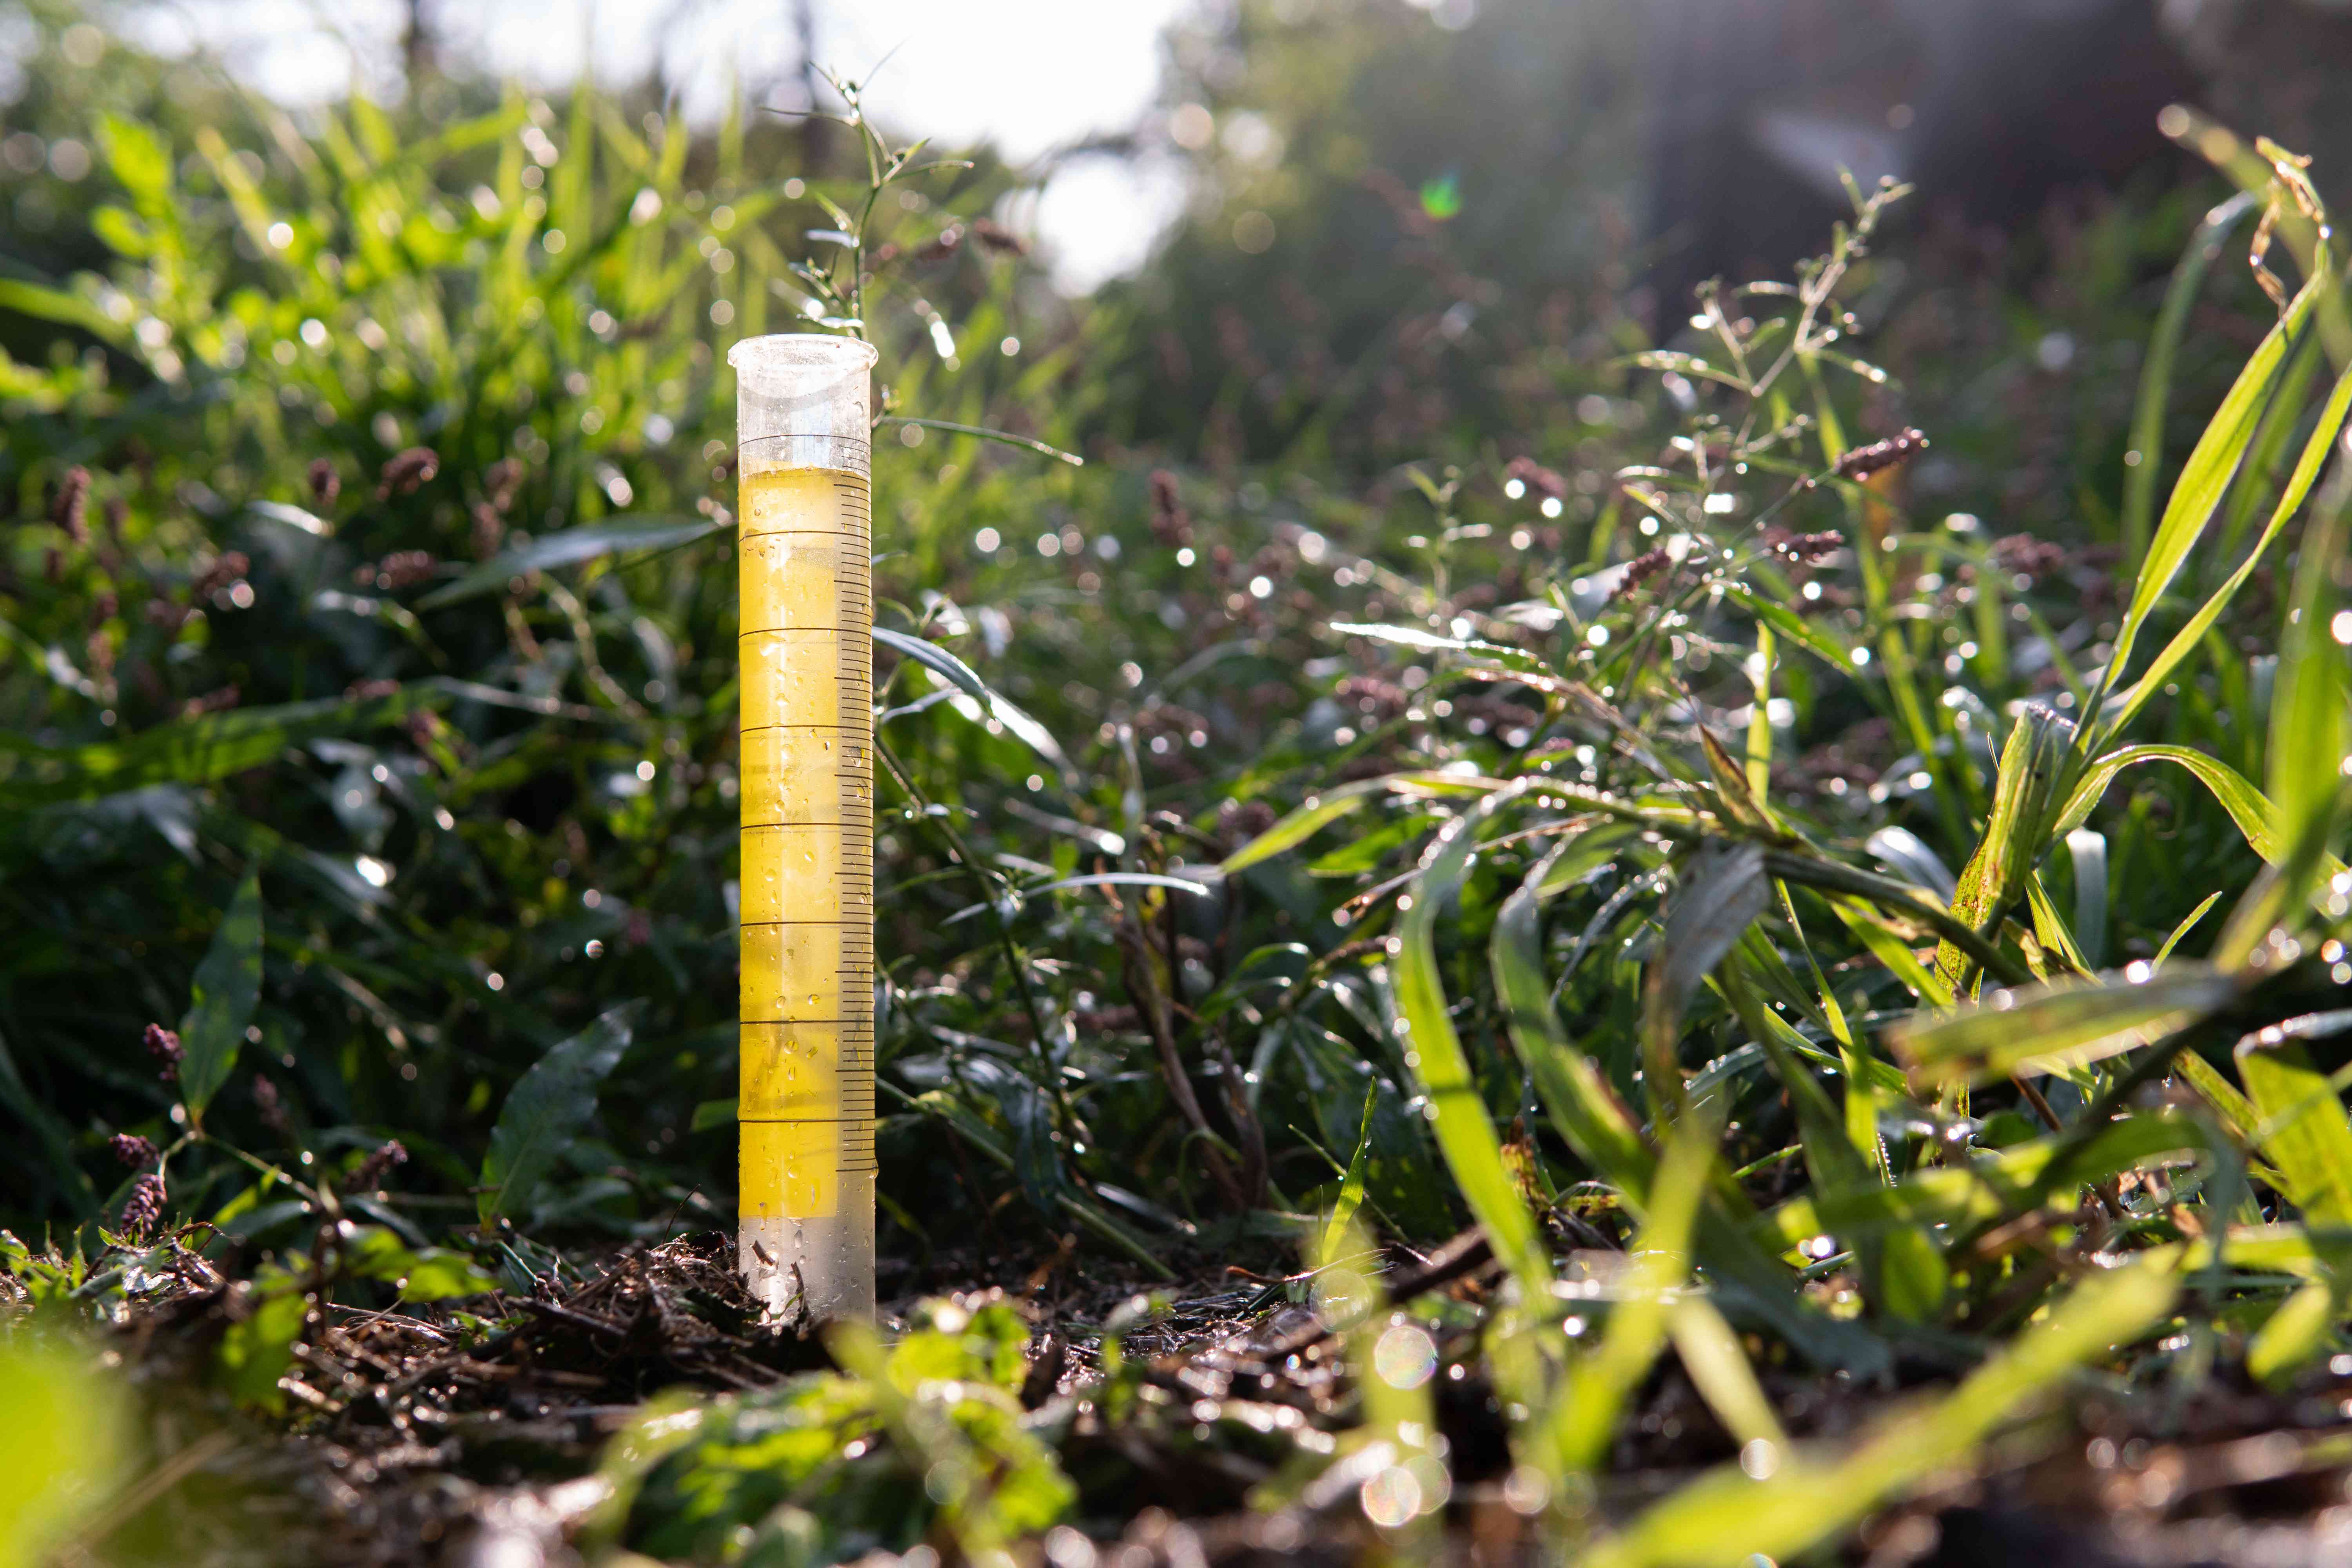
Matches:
[[113, 0, 1199, 290]]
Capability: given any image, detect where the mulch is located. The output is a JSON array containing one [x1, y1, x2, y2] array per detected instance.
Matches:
[[38, 1228, 2352, 1566]]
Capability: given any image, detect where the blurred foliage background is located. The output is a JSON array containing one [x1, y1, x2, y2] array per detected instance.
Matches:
[[11, 0, 2352, 1560], [0, 0, 2341, 1299]]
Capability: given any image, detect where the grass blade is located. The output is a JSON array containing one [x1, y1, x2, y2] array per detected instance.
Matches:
[[2235, 1037, 2352, 1226], [1579, 1248, 2182, 1568], [1220, 772, 1497, 875], [1319, 1081, 1378, 1264], [1754, 1115, 2210, 1249], [1933, 706, 2073, 994], [2235, 1036, 2352, 1383], [2091, 269, 2324, 730], [1895, 966, 2241, 1085], [2122, 192, 2258, 559], [2104, 356, 2352, 740], [1551, 1120, 1712, 1471], [1492, 841, 1654, 1185], [1667, 1296, 1787, 1451], [1496, 844, 1895, 1376], [875, 625, 990, 701], [2261, 461, 2349, 888], [1398, 797, 1553, 1296], [418, 516, 727, 608], [2053, 743, 2338, 871]]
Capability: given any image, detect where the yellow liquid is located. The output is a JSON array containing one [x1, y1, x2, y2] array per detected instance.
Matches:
[[739, 465, 874, 1223]]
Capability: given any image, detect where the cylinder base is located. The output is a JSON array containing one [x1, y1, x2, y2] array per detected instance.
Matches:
[[739, 1203, 875, 1324]]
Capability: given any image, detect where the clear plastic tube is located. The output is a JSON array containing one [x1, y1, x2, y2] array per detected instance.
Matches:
[[728, 334, 878, 1321]]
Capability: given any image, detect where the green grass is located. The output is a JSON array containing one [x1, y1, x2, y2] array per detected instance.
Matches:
[[2, 10, 2352, 1563]]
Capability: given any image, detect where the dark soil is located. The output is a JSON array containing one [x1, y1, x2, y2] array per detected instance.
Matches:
[[47, 1229, 2352, 1567]]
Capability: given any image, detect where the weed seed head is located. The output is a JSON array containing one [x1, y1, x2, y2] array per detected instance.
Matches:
[[118, 1172, 166, 1240], [252, 1074, 289, 1134], [143, 1023, 183, 1081], [49, 466, 91, 544], [1812, 428, 1928, 488], [350, 1139, 408, 1191], [377, 446, 441, 499], [109, 1132, 158, 1168]]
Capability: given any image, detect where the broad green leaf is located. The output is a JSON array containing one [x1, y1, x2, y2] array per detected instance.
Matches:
[[479, 1003, 642, 1223], [0, 688, 439, 806], [177, 871, 265, 1123], [418, 516, 726, 608], [2248, 1253, 2352, 1388], [214, 1266, 307, 1414], [1895, 965, 2239, 1085], [344, 1226, 497, 1301], [96, 112, 173, 207], [826, 1316, 1078, 1553], [0, 1337, 129, 1562]]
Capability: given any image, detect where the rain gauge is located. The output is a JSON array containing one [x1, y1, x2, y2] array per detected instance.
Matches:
[[728, 334, 878, 1321]]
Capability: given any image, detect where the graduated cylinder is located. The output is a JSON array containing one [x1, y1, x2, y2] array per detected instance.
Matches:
[[728, 334, 879, 1321]]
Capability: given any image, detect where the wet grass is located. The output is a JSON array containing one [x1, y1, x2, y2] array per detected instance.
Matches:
[[1, 21, 2351, 1568]]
